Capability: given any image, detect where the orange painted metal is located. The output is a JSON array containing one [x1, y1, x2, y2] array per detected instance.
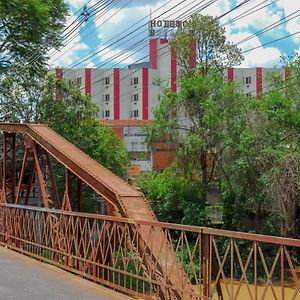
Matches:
[[0, 123, 195, 299], [0, 204, 300, 299]]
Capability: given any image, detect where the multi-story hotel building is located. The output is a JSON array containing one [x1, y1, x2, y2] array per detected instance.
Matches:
[[56, 37, 290, 174]]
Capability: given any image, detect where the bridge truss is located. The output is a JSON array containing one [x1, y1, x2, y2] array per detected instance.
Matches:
[[0, 123, 196, 299], [0, 123, 299, 300]]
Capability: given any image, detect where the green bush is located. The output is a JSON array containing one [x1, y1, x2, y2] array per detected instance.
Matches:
[[138, 169, 207, 226]]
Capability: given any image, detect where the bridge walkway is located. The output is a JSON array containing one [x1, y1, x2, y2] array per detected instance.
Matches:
[[0, 247, 132, 300]]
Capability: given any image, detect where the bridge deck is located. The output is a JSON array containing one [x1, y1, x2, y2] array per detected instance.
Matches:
[[0, 246, 133, 300]]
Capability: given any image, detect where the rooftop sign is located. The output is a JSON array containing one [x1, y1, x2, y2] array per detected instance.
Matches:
[[149, 20, 188, 28]]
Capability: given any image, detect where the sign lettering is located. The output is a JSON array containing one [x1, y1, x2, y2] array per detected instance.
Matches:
[[149, 20, 188, 29]]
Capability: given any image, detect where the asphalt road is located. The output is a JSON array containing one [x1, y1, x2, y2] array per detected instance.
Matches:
[[0, 246, 132, 300]]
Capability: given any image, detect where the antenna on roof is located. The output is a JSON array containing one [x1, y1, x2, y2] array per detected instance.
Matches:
[[149, 8, 155, 37]]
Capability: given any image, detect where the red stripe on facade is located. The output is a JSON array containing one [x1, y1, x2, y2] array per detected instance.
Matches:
[[189, 41, 196, 69], [114, 68, 120, 120], [171, 49, 177, 92], [149, 39, 158, 69], [142, 68, 149, 120], [256, 67, 263, 100], [227, 67, 234, 82], [56, 68, 63, 80], [160, 38, 168, 44], [85, 68, 92, 96]]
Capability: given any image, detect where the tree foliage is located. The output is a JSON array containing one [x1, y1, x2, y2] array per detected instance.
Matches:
[[145, 70, 245, 198], [221, 62, 300, 237], [0, 1, 129, 213], [145, 63, 300, 236], [138, 169, 207, 226], [0, 73, 128, 177], [143, 15, 300, 236], [171, 14, 243, 74], [0, 0, 68, 71], [142, 14, 244, 227]]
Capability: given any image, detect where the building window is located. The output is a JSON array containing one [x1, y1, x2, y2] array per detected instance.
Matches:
[[104, 77, 110, 85], [105, 110, 110, 118], [131, 77, 139, 85], [75, 77, 81, 85], [243, 76, 251, 85], [245, 93, 252, 98], [103, 94, 110, 103], [131, 110, 139, 118], [132, 94, 138, 102]]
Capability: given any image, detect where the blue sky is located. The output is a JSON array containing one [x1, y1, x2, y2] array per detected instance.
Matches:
[[49, 0, 300, 69]]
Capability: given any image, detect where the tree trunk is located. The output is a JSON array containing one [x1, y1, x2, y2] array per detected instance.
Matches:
[[200, 151, 208, 201]]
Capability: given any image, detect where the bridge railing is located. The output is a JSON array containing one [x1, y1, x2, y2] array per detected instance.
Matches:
[[0, 203, 299, 300]]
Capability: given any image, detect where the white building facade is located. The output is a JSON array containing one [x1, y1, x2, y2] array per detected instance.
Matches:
[[56, 38, 290, 173]]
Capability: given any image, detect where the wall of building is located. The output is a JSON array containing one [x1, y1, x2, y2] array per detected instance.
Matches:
[[56, 38, 289, 173]]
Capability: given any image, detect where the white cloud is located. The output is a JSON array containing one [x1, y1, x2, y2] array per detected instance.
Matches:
[[227, 0, 281, 32], [66, 0, 98, 9], [48, 11, 88, 67], [55, 0, 300, 68], [96, 6, 126, 25], [97, 45, 137, 66], [276, 0, 300, 43], [229, 32, 282, 67], [93, 0, 231, 65], [95, 0, 232, 40]]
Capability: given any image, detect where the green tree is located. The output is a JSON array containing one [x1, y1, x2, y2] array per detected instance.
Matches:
[[0, 73, 128, 177], [145, 70, 245, 201], [0, 67, 52, 122], [138, 169, 207, 225], [0, 0, 68, 71], [1, 73, 128, 212], [142, 14, 244, 225], [171, 14, 243, 74], [221, 63, 300, 237], [146, 14, 244, 192]]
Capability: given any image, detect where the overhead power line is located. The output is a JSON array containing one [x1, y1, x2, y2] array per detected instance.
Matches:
[[64, 0, 232, 72], [59, 0, 192, 69], [9, 0, 98, 73], [88, 8, 300, 104], [49, 0, 120, 58], [242, 29, 300, 54], [51, 0, 134, 64], [86, 0, 260, 101]]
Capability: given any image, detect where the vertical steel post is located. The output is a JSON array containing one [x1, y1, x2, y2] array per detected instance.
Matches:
[[11, 133, 16, 203], [15, 149, 29, 204], [61, 169, 72, 211], [77, 178, 82, 212], [202, 233, 211, 299], [45, 152, 60, 208], [2, 133, 7, 203], [32, 142, 50, 208]]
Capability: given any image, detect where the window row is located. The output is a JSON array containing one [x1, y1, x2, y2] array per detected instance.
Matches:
[[99, 110, 139, 119], [74, 76, 139, 86], [103, 76, 139, 86], [102, 94, 139, 103]]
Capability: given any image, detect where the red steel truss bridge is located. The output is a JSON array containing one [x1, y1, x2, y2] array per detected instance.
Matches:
[[0, 122, 299, 300]]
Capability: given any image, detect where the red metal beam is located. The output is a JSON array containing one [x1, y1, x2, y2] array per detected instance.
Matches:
[[0, 123, 196, 299]]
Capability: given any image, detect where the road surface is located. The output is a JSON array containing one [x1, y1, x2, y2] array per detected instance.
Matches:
[[0, 246, 133, 300]]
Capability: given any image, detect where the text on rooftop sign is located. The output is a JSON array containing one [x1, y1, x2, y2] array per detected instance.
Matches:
[[149, 20, 188, 28]]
